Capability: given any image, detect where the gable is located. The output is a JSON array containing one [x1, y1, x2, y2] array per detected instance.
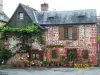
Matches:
[[7, 4, 33, 28]]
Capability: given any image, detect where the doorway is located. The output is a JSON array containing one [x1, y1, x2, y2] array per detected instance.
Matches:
[[67, 49, 77, 61]]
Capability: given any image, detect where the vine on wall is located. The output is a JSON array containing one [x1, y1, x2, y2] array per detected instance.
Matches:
[[98, 35, 100, 43], [0, 22, 45, 44]]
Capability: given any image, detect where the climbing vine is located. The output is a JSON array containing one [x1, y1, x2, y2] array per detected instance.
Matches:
[[0, 22, 45, 44], [98, 35, 100, 43]]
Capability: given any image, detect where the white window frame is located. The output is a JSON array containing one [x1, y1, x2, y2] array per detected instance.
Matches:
[[19, 12, 24, 20]]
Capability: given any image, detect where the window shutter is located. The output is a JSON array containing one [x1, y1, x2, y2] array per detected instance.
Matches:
[[52, 50, 57, 58], [65, 26, 68, 40], [59, 25, 65, 40], [72, 25, 77, 40]]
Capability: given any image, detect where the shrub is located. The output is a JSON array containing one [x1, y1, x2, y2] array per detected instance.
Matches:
[[25, 60, 30, 64], [42, 61, 49, 65]]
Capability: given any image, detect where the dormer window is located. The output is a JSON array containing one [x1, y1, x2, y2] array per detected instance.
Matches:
[[77, 15, 86, 22], [78, 15, 86, 18], [48, 16, 54, 19], [19, 12, 24, 20]]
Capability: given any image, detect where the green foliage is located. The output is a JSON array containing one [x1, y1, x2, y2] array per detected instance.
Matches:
[[77, 59, 83, 63], [0, 22, 45, 44], [0, 22, 38, 33], [98, 35, 100, 43], [82, 50, 88, 59], [60, 56, 65, 60], [0, 44, 13, 61], [68, 51, 76, 61], [25, 60, 30, 64], [46, 45, 64, 48], [42, 61, 49, 64], [37, 35, 45, 44], [59, 56, 68, 63]]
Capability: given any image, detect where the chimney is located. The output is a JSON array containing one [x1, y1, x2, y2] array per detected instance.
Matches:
[[41, 2, 49, 11], [0, 0, 3, 13]]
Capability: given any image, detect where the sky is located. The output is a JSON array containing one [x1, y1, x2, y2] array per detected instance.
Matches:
[[3, 0, 100, 18]]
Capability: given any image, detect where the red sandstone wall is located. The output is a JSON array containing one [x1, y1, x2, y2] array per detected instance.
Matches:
[[43, 24, 98, 65]]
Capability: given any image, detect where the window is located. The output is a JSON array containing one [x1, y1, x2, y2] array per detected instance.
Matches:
[[59, 25, 77, 40], [52, 50, 57, 58], [32, 53, 40, 60], [82, 50, 89, 59], [19, 12, 24, 20], [68, 27, 73, 40], [78, 15, 86, 22]]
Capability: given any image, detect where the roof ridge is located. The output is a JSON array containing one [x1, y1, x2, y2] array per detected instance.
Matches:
[[38, 9, 96, 13], [20, 3, 38, 11]]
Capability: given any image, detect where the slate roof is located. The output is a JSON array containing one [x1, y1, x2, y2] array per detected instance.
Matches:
[[20, 4, 43, 29], [36, 10, 97, 25], [21, 4, 37, 22], [20, 4, 97, 25], [0, 12, 9, 22]]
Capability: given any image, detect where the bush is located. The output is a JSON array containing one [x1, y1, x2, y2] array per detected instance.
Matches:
[[0, 48, 13, 61], [42, 61, 49, 65], [25, 60, 30, 64]]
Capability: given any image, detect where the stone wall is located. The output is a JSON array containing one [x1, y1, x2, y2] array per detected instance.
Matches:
[[43, 24, 98, 65]]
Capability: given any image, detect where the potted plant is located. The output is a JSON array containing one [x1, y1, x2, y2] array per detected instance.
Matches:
[[87, 60, 91, 64], [63, 58, 68, 67], [42, 61, 49, 67], [69, 61, 73, 66], [59, 56, 65, 66], [56, 61, 60, 67], [25, 60, 30, 67], [37, 61, 42, 67], [50, 61, 56, 67], [68, 51, 76, 66]]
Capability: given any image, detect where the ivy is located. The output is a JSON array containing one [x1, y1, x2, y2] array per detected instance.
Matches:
[[46, 45, 64, 48], [0, 22, 45, 44], [0, 23, 38, 33], [98, 35, 100, 43]]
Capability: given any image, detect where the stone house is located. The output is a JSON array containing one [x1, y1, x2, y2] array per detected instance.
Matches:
[[5, 3, 98, 65]]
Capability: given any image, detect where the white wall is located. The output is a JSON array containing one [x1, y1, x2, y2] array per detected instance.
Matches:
[[0, 0, 3, 13]]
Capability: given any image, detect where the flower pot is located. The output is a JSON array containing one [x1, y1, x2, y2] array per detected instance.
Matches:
[[63, 63, 67, 67], [51, 64, 54, 67], [69, 62, 73, 66], [20, 62, 25, 67], [57, 63, 60, 67], [60, 62, 64, 66], [16, 64, 19, 67], [46, 64, 49, 67], [26, 64, 30, 67], [38, 64, 42, 67], [43, 64, 45, 67]]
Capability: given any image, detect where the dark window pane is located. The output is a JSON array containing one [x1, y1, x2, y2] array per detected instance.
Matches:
[[52, 50, 57, 58], [32, 53, 40, 60]]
